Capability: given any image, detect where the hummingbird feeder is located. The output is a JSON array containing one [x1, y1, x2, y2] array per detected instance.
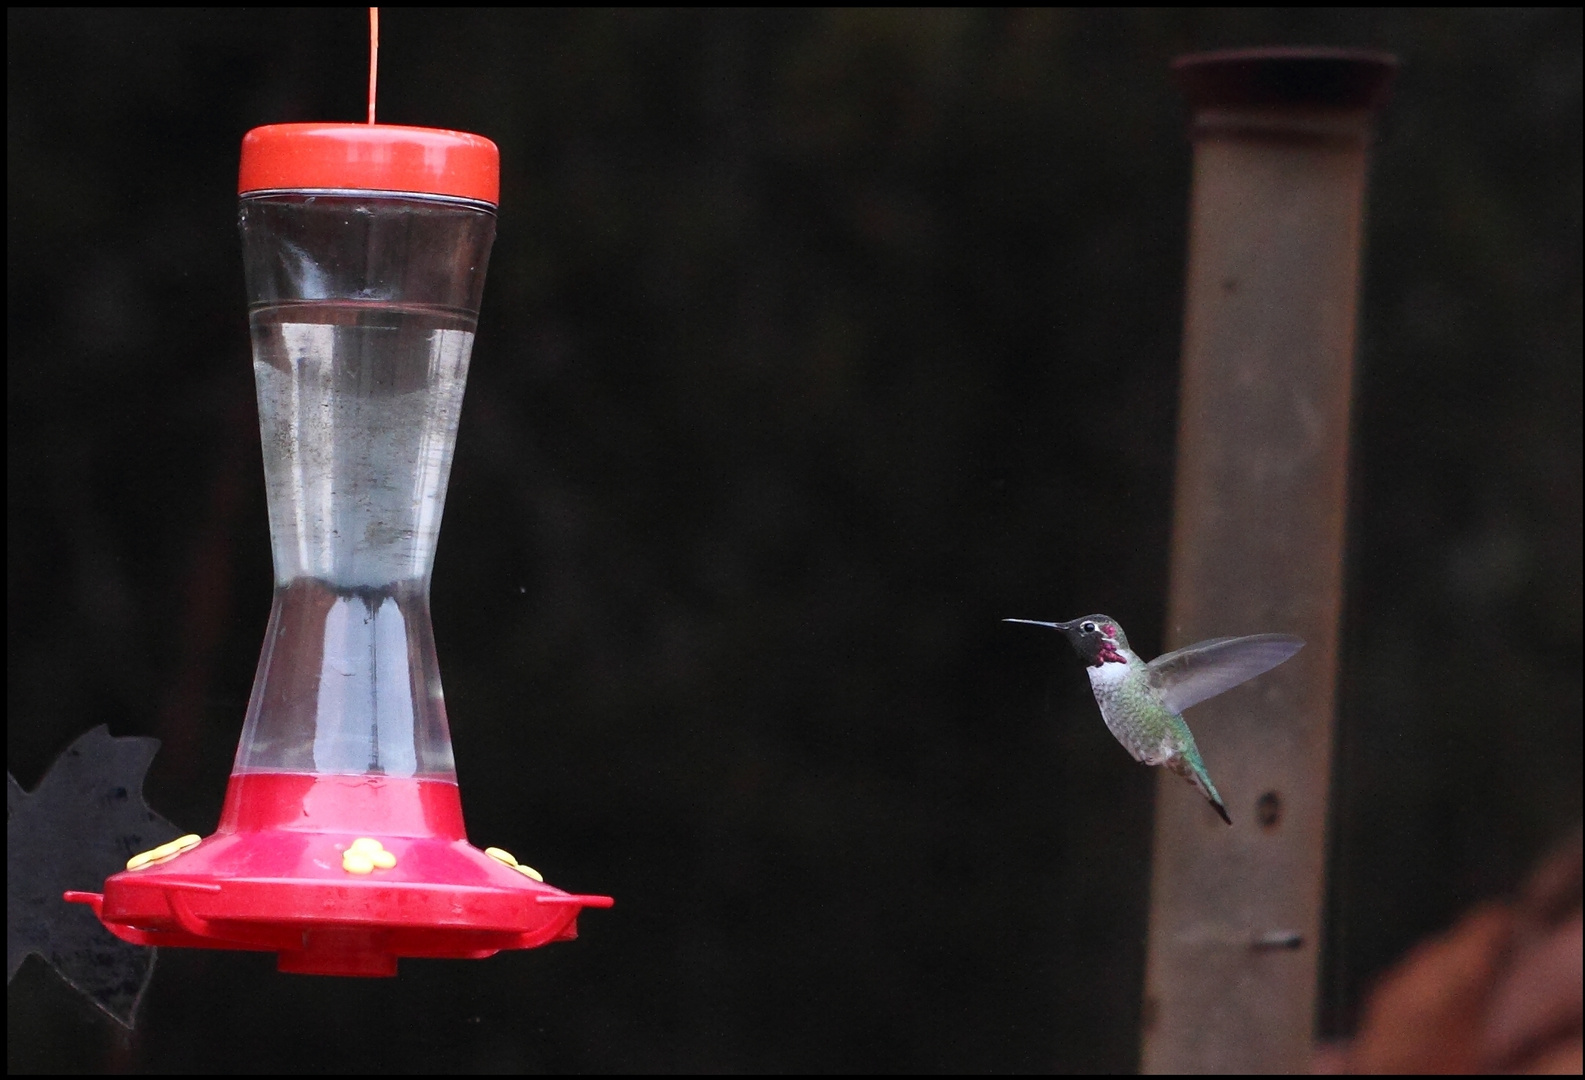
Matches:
[[66, 18, 611, 976]]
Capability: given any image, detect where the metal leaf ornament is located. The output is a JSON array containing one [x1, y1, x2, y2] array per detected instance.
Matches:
[[8, 726, 184, 1028]]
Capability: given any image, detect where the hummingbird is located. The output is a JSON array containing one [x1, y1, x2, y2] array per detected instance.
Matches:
[[1005, 615, 1304, 825]]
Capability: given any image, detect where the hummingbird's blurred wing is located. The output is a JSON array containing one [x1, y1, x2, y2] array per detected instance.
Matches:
[[1146, 634, 1305, 715]]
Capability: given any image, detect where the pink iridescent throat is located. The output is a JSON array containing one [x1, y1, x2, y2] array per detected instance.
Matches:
[[1094, 624, 1126, 666]]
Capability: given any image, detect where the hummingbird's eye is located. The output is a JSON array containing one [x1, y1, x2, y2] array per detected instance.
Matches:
[[1080, 621, 1097, 634]]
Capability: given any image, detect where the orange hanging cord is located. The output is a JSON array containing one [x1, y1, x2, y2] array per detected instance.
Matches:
[[367, 7, 379, 125]]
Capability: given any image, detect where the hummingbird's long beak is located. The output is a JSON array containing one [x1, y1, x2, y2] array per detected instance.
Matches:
[[1003, 618, 1071, 630]]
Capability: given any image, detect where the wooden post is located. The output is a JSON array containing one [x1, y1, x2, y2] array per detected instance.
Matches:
[[1141, 49, 1395, 1074]]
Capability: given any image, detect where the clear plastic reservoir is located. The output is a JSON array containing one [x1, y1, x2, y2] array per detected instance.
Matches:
[[235, 193, 496, 778]]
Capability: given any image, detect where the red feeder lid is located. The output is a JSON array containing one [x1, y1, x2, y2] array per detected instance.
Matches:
[[239, 123, 500, 205]]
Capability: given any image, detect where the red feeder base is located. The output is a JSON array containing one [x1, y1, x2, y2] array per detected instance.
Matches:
[[65, 772, 612, 976]]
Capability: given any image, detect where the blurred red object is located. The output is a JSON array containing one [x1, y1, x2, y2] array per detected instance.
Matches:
[[1317, 828, 1583, 1074]]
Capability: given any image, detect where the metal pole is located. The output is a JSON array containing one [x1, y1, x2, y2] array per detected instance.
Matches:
[[1141, 49, 1395, 1074]]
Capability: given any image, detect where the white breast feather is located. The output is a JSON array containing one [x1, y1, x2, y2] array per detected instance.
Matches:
[[1086, 660, 1132, 688]]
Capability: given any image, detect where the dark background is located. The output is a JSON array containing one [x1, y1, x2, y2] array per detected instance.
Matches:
[[8, 8, 1580, 1073]]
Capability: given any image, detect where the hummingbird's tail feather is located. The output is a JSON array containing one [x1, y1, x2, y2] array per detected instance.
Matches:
[[1166, 751, 1232, 826]]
